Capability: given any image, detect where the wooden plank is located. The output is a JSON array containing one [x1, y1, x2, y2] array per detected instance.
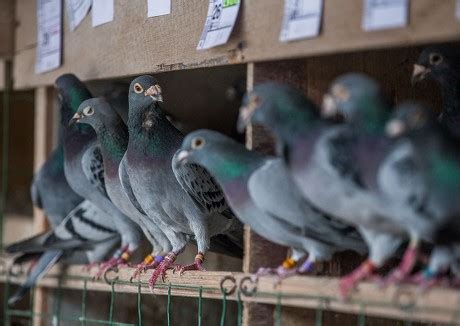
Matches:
[[0, 0, 15, 59], [32, 86, 55, 326], [0, 264, 459, 324], [13, 0, 460, 89]]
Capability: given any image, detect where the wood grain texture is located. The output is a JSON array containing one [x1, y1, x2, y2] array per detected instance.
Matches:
[[0, 264, 459, 324], [13, 0, 460, 89]]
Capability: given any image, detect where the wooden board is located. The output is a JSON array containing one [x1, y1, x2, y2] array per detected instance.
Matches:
[[0, 0, 15, 59], [1, 264, 459, 324], [13, 0, 460, 89]]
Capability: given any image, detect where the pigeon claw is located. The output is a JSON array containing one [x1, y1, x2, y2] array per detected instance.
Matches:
[[94, 247, 131, 280], [174, 252, 206, 276], [148, 252, 176, 290], [379, 246, 418, 288], [339, 260, 376, 300]]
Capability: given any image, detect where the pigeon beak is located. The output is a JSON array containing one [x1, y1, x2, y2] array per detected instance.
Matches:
[[237, 106, 252, 133], [385, 119, 406, 138], [175, 150, 190, 167], [321, 94, 338, 118], [411, 64, 430, 85], [69, 112, 82, 126], [145, 84, 163, 102]]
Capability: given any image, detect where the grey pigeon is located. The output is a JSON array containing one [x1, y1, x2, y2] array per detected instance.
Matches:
[[412, 44, 460, 138], [5, 76, 129, 304], [124, 75, 243, 287], [238, 81, 406, 298], [384, 101, 460, 286], [6, 200, 120, 305], [57, 74, 144, 274], [175, 129, 367, 280], [71, 97, 171, 275]]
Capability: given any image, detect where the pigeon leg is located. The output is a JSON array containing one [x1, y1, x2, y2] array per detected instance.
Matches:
[[380, 238, 420, 287], [174, 252, 206, 276], [339, 260, 377, 300], [410, 267, 449, 291], [95, 246, 131, 279], [148, 252, 178, 290], [131, 254, 164, 281]]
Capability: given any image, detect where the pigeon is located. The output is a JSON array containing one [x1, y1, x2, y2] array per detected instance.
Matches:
[[56, 74, 144, 275], [6, 200, 120, 304], [385, 101, 460, 286], [238, 81, 406, 298], [5, 76, 128, 304], [411, 44, 460, 138], [71, 97, 171, 276], [175, 129, 367, 280], [124, 75, 243, 287]]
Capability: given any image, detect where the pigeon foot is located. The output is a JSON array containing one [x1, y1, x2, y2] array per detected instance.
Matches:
[[410, 268, 449, 291], [148, 252, 177, 290], [131, 255, 164, 281], [339, 260, 376, 300], [174, 252, 206, 276], [95, 247, 131, 280], [379, 246, 418, 287]]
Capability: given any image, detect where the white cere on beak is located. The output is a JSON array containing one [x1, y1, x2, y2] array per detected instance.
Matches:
[[321, 94, 337, 117], [176, 150, 190, 163], [385, 119, 406, 137]]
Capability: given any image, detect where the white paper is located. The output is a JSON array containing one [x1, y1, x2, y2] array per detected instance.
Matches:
[[148, 0, 171, 17], [362, 0, 409, 31], [36, 0, 62, 74], [456, 0, 460, 20], [92, 0, 114, 27], [280, 0, 323, 42], [66, 0, 91, 31], [197, 0, 241, 50]]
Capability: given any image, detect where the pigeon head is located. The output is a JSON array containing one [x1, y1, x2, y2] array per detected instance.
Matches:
[[238, 82, 318, 132], [322, 73, 390, 134], [55, 74, 93, 126], [385, 102, 437, 138], [176, 129, 261, 182], [70, 97, 116, 130], [238, 82, 319, 158], [128, 75, 163, 111], [412, 44, 460, 85]]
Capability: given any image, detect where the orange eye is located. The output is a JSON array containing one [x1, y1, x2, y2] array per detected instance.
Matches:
[[134, 83, 144, 94], [191, 137, 205, 149]]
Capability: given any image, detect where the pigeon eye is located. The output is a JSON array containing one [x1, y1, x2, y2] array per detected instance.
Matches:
[[83, 106, 94, 116], [191, 137, 205, 149], [429, 53, 443, 66], [332, 84, 349, 102], [134, 83, 144, 94]]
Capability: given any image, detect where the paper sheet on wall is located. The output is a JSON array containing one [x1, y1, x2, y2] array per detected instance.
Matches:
[[148, 0, 171, 17], [66, 0, 91, 31], [197, 0, 241, 50], [362, 0, 409, 31], [92, 0, 114, 27], [280, 0, 323, 42], [36, 0, 62, 74], [456, 0, 460, 20]]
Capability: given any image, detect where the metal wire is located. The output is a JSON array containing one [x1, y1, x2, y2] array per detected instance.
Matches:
[[167, 283, 172, 326], [275, 292, 282, 326], [198, 286, 203, 326], [81, 278, 88, 326], [137, 281, 142, 326], [236, 290, 242, 326], [220, 289, 227, 326], [109, 281, 115, 324]]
